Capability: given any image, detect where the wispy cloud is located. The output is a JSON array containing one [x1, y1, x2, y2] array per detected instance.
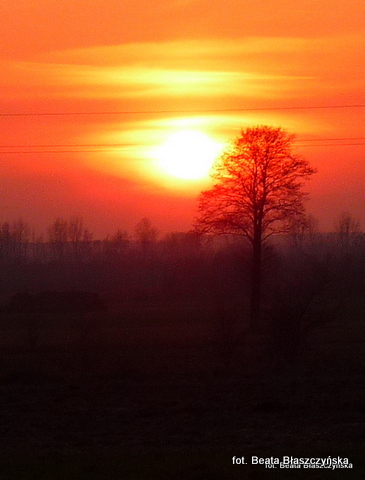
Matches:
[[3, 37, 320, 104], [6, 34, 362, 105], [7, 62, 312, 101]]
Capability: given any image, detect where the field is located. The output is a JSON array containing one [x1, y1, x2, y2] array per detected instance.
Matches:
[[0, 297, 364, 479]]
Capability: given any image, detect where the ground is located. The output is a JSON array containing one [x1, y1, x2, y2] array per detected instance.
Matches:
[[0, 298, 364, 479]]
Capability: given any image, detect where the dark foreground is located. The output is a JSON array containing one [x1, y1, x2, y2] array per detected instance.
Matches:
[[0, 367, 364, 479], [0, 300, 364, 479]]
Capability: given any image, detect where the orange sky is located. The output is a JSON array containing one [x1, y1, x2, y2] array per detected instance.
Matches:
[[1, 0, 365, 237]]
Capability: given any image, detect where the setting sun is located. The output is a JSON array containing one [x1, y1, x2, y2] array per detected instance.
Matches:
[[155, 130, 222, 180]]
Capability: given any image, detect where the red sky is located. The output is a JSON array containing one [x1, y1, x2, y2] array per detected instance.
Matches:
[[1, 0, 365, 237]]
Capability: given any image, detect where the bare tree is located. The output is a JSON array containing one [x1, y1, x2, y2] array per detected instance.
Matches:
[[195, 125, 316, 327], [112, 229, 130, 251], [47, 216, 93, 261], [48, 218, 68, 244], [0, 219, 31, 261], [12, 219, 31, 259], [68, 216, 84, 245], [334, 211, 361, 251], [288, 214, 319, 247], [104, 229, 130, 259], [68, 216, 94, 260], [134, 218, 159, 253], [48, 218, 69, 261]]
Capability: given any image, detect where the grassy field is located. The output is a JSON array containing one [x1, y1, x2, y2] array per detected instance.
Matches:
[[0, 297, 364, 479]]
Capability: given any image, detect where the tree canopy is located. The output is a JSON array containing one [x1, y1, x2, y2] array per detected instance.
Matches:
[[195, 125, 315, 242]]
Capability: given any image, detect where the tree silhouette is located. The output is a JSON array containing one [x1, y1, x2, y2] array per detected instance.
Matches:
[[288, 213, 319, 247], [134, 217, 159, 253], [195, 125, 316, 327], [47, 217, 93, 261], [0, 219, 31, 261], [334, 211, 361, 251]]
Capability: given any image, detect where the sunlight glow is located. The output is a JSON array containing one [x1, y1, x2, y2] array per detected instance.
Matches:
[[155, 130, 222, 180]]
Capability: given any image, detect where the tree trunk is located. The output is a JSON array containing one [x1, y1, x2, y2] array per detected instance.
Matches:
[[249, 226, 262, 329]]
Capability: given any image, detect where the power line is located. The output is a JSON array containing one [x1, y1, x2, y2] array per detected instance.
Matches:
[[0, 150, 120, 154], [297, 137, 365, 142], [0, 144, 138, 148], [1, 138, 365, 149], [1, 143, 365, 154], [0, 137, 365, 154], [297, 143, 365, 147], [1, 104, 365, 117]]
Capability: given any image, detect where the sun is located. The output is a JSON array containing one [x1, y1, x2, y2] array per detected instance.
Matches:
[[155, 130, 221, 180]]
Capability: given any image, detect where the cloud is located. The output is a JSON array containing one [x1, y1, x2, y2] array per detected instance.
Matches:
[[3, 37, 320, 105], [17, 64, 312, 101], [44, 35, 364, 101], [41, 37, 313, 70]]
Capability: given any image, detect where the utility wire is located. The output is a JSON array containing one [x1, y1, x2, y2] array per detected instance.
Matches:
[[1, 143, 365, 154], [297, 143, 365, 147], [1, 138, 365, 149], [0, 144, 138, 148], [298, 137, 365, 142], [1, 137, 365, 155], [1, 104, 365, 117], [0, 150, 121, 154]]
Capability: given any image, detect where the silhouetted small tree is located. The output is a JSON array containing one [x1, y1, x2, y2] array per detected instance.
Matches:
[[48, 217, 68, 261], [195, 125, 316, 327], [288, 214, 319, 247], [68, 216, 83, 259], [111, 229, 130, 253], [134, 218, 159, 254], [334, 211, 361, 251], [103, 229, 130, 262], [47, 216, 93, 262], [0, 219, 31, 261]]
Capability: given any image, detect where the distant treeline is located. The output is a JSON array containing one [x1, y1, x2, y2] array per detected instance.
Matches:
[[0, 213, 364, 304]]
